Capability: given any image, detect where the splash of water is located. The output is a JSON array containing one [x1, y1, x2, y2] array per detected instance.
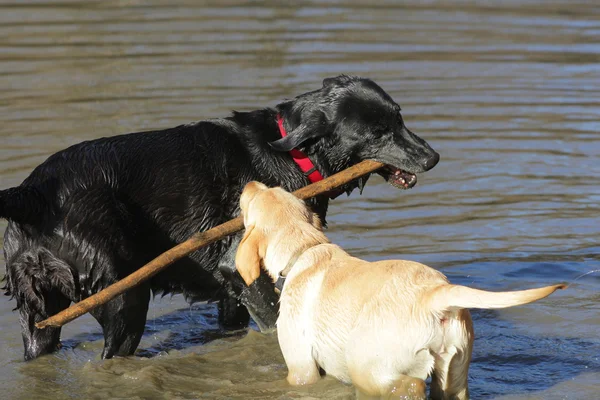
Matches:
[[569, 269, 600, 285]]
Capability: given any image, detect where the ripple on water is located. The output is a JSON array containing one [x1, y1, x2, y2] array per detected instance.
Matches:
[[1, 0, 599, 399]]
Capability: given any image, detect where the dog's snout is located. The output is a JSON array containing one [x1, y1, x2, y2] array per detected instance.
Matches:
[[423, 151, 440, 171]]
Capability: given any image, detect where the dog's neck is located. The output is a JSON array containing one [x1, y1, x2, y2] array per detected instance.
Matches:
[[263, 227, 329, 291], [276, 104, 365, 198], [276, 114, 346, 200], [273, 241, 322, 292], [275, 114, 325, 184], [275, 104, 336, 177]]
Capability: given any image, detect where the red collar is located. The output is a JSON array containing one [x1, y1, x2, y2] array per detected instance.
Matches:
[[276, 115, 324, 183]]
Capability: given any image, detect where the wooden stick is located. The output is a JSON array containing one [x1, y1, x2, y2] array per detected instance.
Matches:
[[35, 160, 384, 329]]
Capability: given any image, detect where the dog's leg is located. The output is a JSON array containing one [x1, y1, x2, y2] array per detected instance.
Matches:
[[354, 375, 427, 400], [89, 283, 151, 359], [51, 188, 154, 359], [218, 234, 279, 331], [347, 336, 428, 400], [217, 284, 250, 330], [387, 376, 427, 399], [430, 310, 473, 400], [431, 362, 469, 400], [277, 313, 320, 386], [216, 236, 250, 329], [351, 364, 427, 400]]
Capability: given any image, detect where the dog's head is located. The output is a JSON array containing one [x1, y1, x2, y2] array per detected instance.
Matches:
[[236, 181, 327, 286], [271, 75, 439, 192]]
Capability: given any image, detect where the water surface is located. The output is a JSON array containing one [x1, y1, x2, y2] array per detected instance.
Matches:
[[1, 1, 599, 399]]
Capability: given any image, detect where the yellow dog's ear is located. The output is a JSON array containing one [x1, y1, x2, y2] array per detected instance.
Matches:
[[240, 181, 268, 216], [235, 224, 264, 286], [310, 214, 323, 231]]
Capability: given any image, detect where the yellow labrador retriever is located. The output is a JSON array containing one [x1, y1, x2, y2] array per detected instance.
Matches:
[[235, 181, 566, 400]]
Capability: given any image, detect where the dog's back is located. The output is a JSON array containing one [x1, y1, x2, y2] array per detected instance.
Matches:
[[0, 120, 259, 359], [306, 260, 452, 384], [298, 258, 564, 399], [1, 123, 243, 293]]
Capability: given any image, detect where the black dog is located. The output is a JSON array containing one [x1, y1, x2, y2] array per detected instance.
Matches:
[[1, 75, 439, 361]]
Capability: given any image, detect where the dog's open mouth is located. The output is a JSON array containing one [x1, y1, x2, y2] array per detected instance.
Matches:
[[379, 165, 417, 189]]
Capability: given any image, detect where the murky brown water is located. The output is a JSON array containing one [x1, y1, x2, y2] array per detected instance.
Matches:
[[1, 1, 599, 399]]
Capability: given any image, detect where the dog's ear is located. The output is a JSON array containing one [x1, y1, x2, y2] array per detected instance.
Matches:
[[240, 181, 268, 216], [322, 75, 353, 88], [268, 111, 329, 152], [309, 213, 323, 231], [235, 224, 263, 286]]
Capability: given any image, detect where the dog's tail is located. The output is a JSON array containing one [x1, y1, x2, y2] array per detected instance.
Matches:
[[428, 283, 566, 312], [0, 186, 49, 225]]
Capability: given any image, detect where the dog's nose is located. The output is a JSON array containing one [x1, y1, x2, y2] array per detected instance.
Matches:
[[423, 151, 440, 171]]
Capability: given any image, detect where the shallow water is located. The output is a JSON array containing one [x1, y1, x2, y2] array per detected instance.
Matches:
[[1, 0, 599, 399]]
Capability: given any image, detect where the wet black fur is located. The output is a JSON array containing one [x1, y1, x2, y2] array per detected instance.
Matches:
[[1, 75, 439, 360]]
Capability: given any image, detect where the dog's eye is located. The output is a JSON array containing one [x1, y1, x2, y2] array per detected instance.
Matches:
[[371, 128, 384, 138]]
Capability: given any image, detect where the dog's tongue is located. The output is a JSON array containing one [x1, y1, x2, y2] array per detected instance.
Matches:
[[386, 167, 417, 189]]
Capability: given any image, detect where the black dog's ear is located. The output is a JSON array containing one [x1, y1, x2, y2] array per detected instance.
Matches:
[[269, 112, 329, 152], [269, 124, 325, 152], [322, 75, 353, 88]]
